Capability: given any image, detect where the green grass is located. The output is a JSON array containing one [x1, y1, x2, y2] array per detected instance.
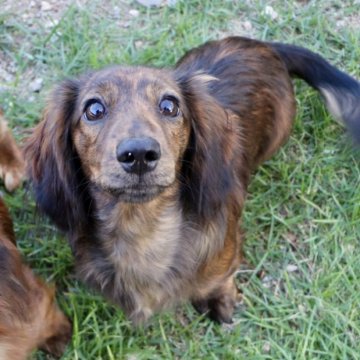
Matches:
[[1, 0, 360, 359]]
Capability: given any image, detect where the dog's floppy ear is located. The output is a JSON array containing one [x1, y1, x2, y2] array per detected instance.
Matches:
[[25, 79, 92, 235], [176, 73, 245, 221]]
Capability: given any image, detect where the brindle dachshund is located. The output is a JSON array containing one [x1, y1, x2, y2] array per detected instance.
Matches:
[[0, 118, 71, 358], [25, 37, 360, 324]]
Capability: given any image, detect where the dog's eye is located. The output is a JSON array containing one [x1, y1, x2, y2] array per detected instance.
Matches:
[[84, 101, 105, 121], [159, 97, 179, 117]]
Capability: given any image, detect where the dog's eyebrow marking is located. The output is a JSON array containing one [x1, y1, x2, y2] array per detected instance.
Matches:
[[91, 79, 128, 93], [137, 77, 174, 92], [191, 72, 219, 84], [136, 78, 182, 105], [82, 78, 133, 108]]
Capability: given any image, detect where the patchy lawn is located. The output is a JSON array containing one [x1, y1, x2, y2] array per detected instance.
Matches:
[[1, 0, 359, 359]]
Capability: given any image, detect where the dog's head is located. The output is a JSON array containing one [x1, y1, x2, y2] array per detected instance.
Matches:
[[26, 65, 239, 233], [71, 67, 191, 203]]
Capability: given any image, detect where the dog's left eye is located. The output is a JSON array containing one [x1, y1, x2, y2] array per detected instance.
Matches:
[[84, 101, 106, 121], [159, 97, 180, 117]]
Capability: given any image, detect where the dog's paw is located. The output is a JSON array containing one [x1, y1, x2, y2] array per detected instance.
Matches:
[[192, 276, 241, 324], [207, 293, 236, 324], [0, 161, 25, 192], [0, 120, 25, 192]]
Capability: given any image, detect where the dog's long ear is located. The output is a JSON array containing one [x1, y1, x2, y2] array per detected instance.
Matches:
[[176, 73, 246, 221], [25, 80, 92, 235]]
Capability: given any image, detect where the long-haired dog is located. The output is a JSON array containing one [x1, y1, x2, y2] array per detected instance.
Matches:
[[0, 119, 71, 358], [25, 37, 360, 324]]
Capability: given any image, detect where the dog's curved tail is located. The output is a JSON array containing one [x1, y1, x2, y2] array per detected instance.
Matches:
[[271, 42, 360, 143]]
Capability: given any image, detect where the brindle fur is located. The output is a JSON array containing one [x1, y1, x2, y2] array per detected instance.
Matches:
[[25, 37, 360, 324]]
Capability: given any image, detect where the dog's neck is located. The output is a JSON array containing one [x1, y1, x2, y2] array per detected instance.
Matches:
[[89, 181, 229, 259]]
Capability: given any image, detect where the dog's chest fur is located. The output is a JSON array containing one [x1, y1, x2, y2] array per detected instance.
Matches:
[[80, 189, 228, 323]]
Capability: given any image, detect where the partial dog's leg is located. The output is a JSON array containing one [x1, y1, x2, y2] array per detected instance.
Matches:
[[0, 110, 25, 191], [193, 221, 243, 323], [193, 275, 241, 323]]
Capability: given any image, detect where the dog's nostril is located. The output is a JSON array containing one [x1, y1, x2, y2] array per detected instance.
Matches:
[[120, 152, 135, 164], [145, 150, 159, 163]]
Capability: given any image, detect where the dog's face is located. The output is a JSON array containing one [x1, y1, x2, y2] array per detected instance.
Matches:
[[26, 63, 236, 232], [72, 67, 191, 203]]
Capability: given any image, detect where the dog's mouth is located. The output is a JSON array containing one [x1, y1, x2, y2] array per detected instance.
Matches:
[[92, 169, 176, 203], [102, 184, 168, 203]]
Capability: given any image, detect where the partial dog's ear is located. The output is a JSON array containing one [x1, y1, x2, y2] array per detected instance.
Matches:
[[176, 73, 245, 221], [25, 80, 92, 235]]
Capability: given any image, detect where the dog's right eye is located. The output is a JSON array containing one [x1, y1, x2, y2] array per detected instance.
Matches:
[[84, 101, 106, 121], [159, 96, 180, 118]]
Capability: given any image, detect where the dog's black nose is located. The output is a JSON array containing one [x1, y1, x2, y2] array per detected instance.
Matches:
[[116, 137, 161, 174]]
